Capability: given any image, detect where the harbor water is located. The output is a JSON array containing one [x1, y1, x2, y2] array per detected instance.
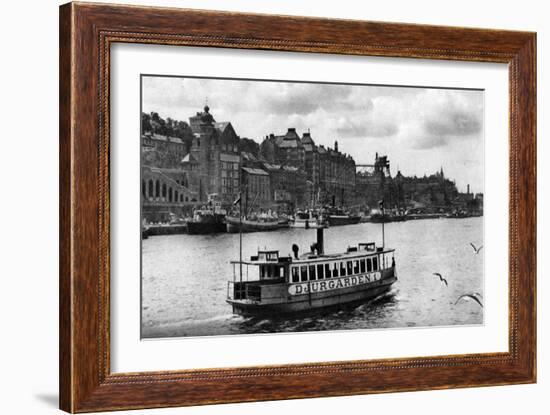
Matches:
[[141, 217, 484, 338]]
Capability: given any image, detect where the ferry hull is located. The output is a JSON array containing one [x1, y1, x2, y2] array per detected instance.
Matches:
[[228, 275, 397, 316]]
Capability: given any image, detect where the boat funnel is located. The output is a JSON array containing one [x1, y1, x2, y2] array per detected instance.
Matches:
[[316, 227, 324, 255]]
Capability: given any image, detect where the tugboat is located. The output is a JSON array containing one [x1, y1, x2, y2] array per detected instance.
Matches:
[[186, 194, 227, 235], [226, 227, 397, 315]]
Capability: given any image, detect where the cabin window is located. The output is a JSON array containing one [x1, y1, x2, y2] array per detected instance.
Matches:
[[353, 260, 359, 274], [300, 266, 308, 282], [325, 263, 331, 278], [291, 267, 299, 283], [367, 258, 372, 272], [340, 262, 346, 277], [347, 261, 353, 275], [273, 266, 280, 278], [309, 265, 316, 281], [317, 264, 324, 279], [332, 263, 339, 277], [373, 257, 378, 271], [360, 259, 366, 273]]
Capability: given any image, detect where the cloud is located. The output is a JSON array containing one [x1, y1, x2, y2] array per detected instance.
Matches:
[[264, 83, 354, 115], [408, 90, 483, 150], [424, 106, 482, 137], [336, 118, 399, 138]]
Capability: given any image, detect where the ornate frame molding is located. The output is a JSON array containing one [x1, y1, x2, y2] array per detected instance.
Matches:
[[60, 2, 536, 412]]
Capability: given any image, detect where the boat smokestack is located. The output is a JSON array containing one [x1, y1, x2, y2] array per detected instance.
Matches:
[[316, 227, 324, 255]]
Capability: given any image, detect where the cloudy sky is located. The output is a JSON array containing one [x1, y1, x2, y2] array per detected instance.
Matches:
[[142, 76, 484, 194]]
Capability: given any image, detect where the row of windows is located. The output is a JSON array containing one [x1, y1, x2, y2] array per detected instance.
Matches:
[[221, 144, 238, 152], [142, 179, 189, 203], [221, 169, 239, 178], [221, 178, 240, 188], [290, 257, 379, 283], [221, 161, 239, 171]]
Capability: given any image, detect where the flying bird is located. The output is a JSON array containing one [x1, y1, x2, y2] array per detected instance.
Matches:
[[432, 272, 448, 286], [455, 293, 484, 308], [470, 243, 484, 254]]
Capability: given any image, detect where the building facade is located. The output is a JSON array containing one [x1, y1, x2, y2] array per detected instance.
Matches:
[[183, 105, 241, 204], [140, 107, 474, 217], [141, 165, 198, 222]]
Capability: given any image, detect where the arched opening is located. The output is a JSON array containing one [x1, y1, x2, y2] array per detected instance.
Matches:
[[155, 180, 160, 198], [141, 180, 146, 197], [168, 187, 173, 202], [162, 183, 167, 198], [148, 179, 153, 198], [175, 190, 179, 202]]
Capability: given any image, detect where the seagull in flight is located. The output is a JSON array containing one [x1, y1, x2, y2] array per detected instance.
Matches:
[[470, 243, 484, 254], [455, 293, 484, 308], [432, 272, 448, 286]]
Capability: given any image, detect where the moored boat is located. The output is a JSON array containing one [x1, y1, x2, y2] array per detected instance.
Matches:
[[187, 194, 227, 235], [290, 210, 324, 228], [226, 228, 397, 315], [226, 215, 289, 233], [325, 207, 361, 226], [369, 213, 408, 223]]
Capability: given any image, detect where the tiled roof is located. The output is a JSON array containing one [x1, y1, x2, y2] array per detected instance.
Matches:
[[278, 140, 299, 148], [301, 132, 314, 144], [181, 153, 198, 163], [242, 152, 258, 161], [262, 162, 281, 171], [214, 121, 231, 133], [150, 133, 184, 144], [242, 167, 269, 176]]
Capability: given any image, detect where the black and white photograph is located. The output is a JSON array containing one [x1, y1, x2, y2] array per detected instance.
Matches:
[[140, 75, 485, 339]]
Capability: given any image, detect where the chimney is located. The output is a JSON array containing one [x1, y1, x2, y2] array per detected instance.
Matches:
[[334, 140, 339, 152], [467, 184, 470, 194], [316, 228, 324, 255]]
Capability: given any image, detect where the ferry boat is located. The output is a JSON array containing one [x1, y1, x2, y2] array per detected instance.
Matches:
[[226, 228, 397, 315], [186, 194, 227, 235]]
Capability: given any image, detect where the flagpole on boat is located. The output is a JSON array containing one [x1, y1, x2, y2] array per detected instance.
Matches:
[[239, 154, 243, 299], [379, 199, 385, 248]]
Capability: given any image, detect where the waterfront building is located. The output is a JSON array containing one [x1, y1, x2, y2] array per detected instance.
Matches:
[[183, 105, 241, 204], [259, 128, 306, 169], [321, 141, 356, 207], [301, 131, 320, 193], [142, 133, 189, 169], [261, 162, 308, 212], [241, 167, 271, 209], [141, 165, 198, 222], [141, 108, 470, 216]]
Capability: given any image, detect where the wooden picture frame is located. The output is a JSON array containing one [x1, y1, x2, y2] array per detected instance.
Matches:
[[59, 2, 536, 412]]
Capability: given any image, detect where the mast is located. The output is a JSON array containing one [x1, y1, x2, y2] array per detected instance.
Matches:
[[379, 199, 385, 248], [239, 154, 243, 299]]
